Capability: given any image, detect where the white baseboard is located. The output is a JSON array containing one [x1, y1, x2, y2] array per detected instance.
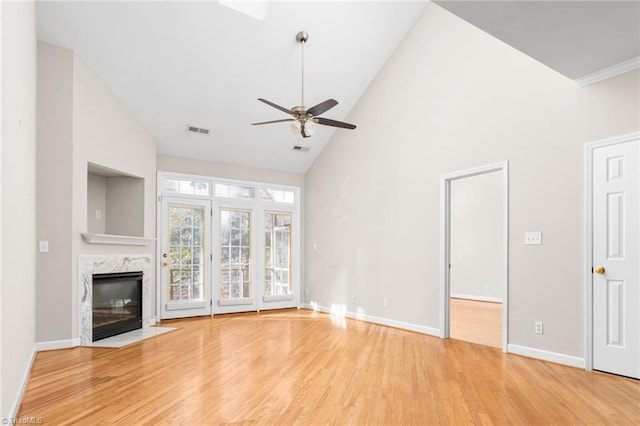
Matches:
[[507, 344, 585, 369], [300, 303, 440, 337], [9, 344, 38, 419], [450, 293, 502, 303], [35, 338, 80, 352]]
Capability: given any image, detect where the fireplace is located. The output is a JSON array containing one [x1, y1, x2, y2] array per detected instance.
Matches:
[[92, 271, 143, 341]]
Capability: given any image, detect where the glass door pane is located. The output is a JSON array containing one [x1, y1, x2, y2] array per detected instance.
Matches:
[[219, 209, 252, 302], [161, 198, 211, 319], [264, 212, 292, 297]]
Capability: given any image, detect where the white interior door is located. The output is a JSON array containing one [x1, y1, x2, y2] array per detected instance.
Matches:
[[592, 139, 639, 378], [160, 197, 212, 319]]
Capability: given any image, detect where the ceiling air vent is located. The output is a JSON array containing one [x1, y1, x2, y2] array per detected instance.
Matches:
[[292, 145, 310, 153], [186, 125, 210, 135]]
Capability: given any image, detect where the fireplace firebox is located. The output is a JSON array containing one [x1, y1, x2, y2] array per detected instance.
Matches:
[[92, 271, 143, 341]]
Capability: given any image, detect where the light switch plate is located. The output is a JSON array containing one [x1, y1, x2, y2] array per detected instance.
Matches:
[[525, 232, 542, 245], [38, 240, 49, 253]]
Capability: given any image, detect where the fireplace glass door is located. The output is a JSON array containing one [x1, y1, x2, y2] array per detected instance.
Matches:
[[161, 197, 212, 319]]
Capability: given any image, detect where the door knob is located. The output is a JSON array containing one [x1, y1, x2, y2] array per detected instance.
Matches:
[[162, 262, 168, 267], [594, 266, 605, 274]]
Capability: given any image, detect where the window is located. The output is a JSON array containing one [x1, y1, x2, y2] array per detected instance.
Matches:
[[163, 178, 210, 197], [215, 183, 256, 199], [264, 212, 292, 296], [259, 187, 295, 204]]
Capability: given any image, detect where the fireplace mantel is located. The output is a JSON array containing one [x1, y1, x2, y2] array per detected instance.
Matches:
[[82, 233, 155, 246]]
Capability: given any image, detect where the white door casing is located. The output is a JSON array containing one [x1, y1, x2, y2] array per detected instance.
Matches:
[[440, 161, 509, 352], [589, 136, 639, 378]]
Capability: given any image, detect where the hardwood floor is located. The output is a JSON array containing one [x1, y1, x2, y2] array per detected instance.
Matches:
[[450, 298, 502, 348], [18, 309, 640, 425]]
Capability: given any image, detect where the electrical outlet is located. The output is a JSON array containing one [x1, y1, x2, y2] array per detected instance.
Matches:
[[351, 296, 356, 304], [383, 298, 389, 308], [96, 210, 102, 220], [535, 321, 543, 335], [525, 232, 542, 245]]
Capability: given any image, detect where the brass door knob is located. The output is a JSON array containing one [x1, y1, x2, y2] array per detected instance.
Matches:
[[594, 266, 605, 274], [162, 262, 169, 267]]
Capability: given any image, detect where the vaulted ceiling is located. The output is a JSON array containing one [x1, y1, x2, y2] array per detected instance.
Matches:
[[36, 1, 639, 174]]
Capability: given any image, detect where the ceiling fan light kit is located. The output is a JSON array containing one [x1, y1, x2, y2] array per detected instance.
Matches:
[[252, 31, 356, 139]]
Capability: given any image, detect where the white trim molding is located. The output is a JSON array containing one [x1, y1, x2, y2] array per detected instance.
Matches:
[[440, 161, 510, 352], [508, 344, 584, 369], [300, 303, 440, 336], [575, 56, 640, 87], [8, 345, 38, 419], [583, 132, 640, 372], [82, 233, 155, 246], [35, 338, 80, 352]]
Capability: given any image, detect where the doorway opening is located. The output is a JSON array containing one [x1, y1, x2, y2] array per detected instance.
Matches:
[[440, 162, 509, 352]]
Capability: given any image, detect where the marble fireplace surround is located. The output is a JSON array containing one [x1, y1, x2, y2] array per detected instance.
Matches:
[[78, 255, 153, 345]]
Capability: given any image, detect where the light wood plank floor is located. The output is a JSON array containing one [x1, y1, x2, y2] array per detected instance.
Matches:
[[18, 309, 640, 425], [450, 298, 502, 348]]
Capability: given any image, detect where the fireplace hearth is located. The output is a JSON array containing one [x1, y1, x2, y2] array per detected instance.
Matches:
[[92, 271, 143, 341]]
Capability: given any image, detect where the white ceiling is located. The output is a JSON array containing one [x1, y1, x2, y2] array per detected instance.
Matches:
[[36, 1, 426, 174], [36, 1, 640, 174]]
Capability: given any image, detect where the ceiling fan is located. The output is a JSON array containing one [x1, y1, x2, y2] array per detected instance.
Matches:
[[252, 31, 357, 138]]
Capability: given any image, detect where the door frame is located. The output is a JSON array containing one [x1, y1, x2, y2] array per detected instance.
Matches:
[[440, 161, 509, 352], [158, 196, 213, 319], [583, 131, 639, 371]]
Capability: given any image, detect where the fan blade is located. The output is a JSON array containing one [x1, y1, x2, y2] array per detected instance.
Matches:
[[252, 118, 295, 126], [258, 98, 296, 117], [307, 99, 338, 117], [313, 117, 357, 130]]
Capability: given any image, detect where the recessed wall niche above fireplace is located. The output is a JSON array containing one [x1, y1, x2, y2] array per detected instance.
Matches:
[[92, 271, 143, 341]]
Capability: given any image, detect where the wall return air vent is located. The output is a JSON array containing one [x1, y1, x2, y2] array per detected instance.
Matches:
[[186, 125, 210, 135]]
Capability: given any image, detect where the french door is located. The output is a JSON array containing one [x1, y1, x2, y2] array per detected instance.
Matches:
[[158, 174, 300, 320], [160, 197, 212, 319], [213, 206, 257, 313], [212, 206, 297, 313]]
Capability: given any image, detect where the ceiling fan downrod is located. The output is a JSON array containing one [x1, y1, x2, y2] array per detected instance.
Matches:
[[296, 31, 308, 109]]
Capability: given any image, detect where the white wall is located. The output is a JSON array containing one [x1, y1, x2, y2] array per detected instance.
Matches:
[[450, 171, 503, 300], [587, 69, 640, 140], [87, 173, 107, 234], [36, 42, 74, 342], [1, 1, 37, 417], [157, 154, 305, 188], [37, 43, 157, 342], [305, 3, 639, 359]]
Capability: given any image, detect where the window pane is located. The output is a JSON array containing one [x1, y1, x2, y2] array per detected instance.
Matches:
[[264, 212, 292, 297], [259, 187, 295, 204], [166, 204, 206, 302], [219, 208, 251, 300], [215, 183, 256, 199], [163, 178, 210, 196]]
